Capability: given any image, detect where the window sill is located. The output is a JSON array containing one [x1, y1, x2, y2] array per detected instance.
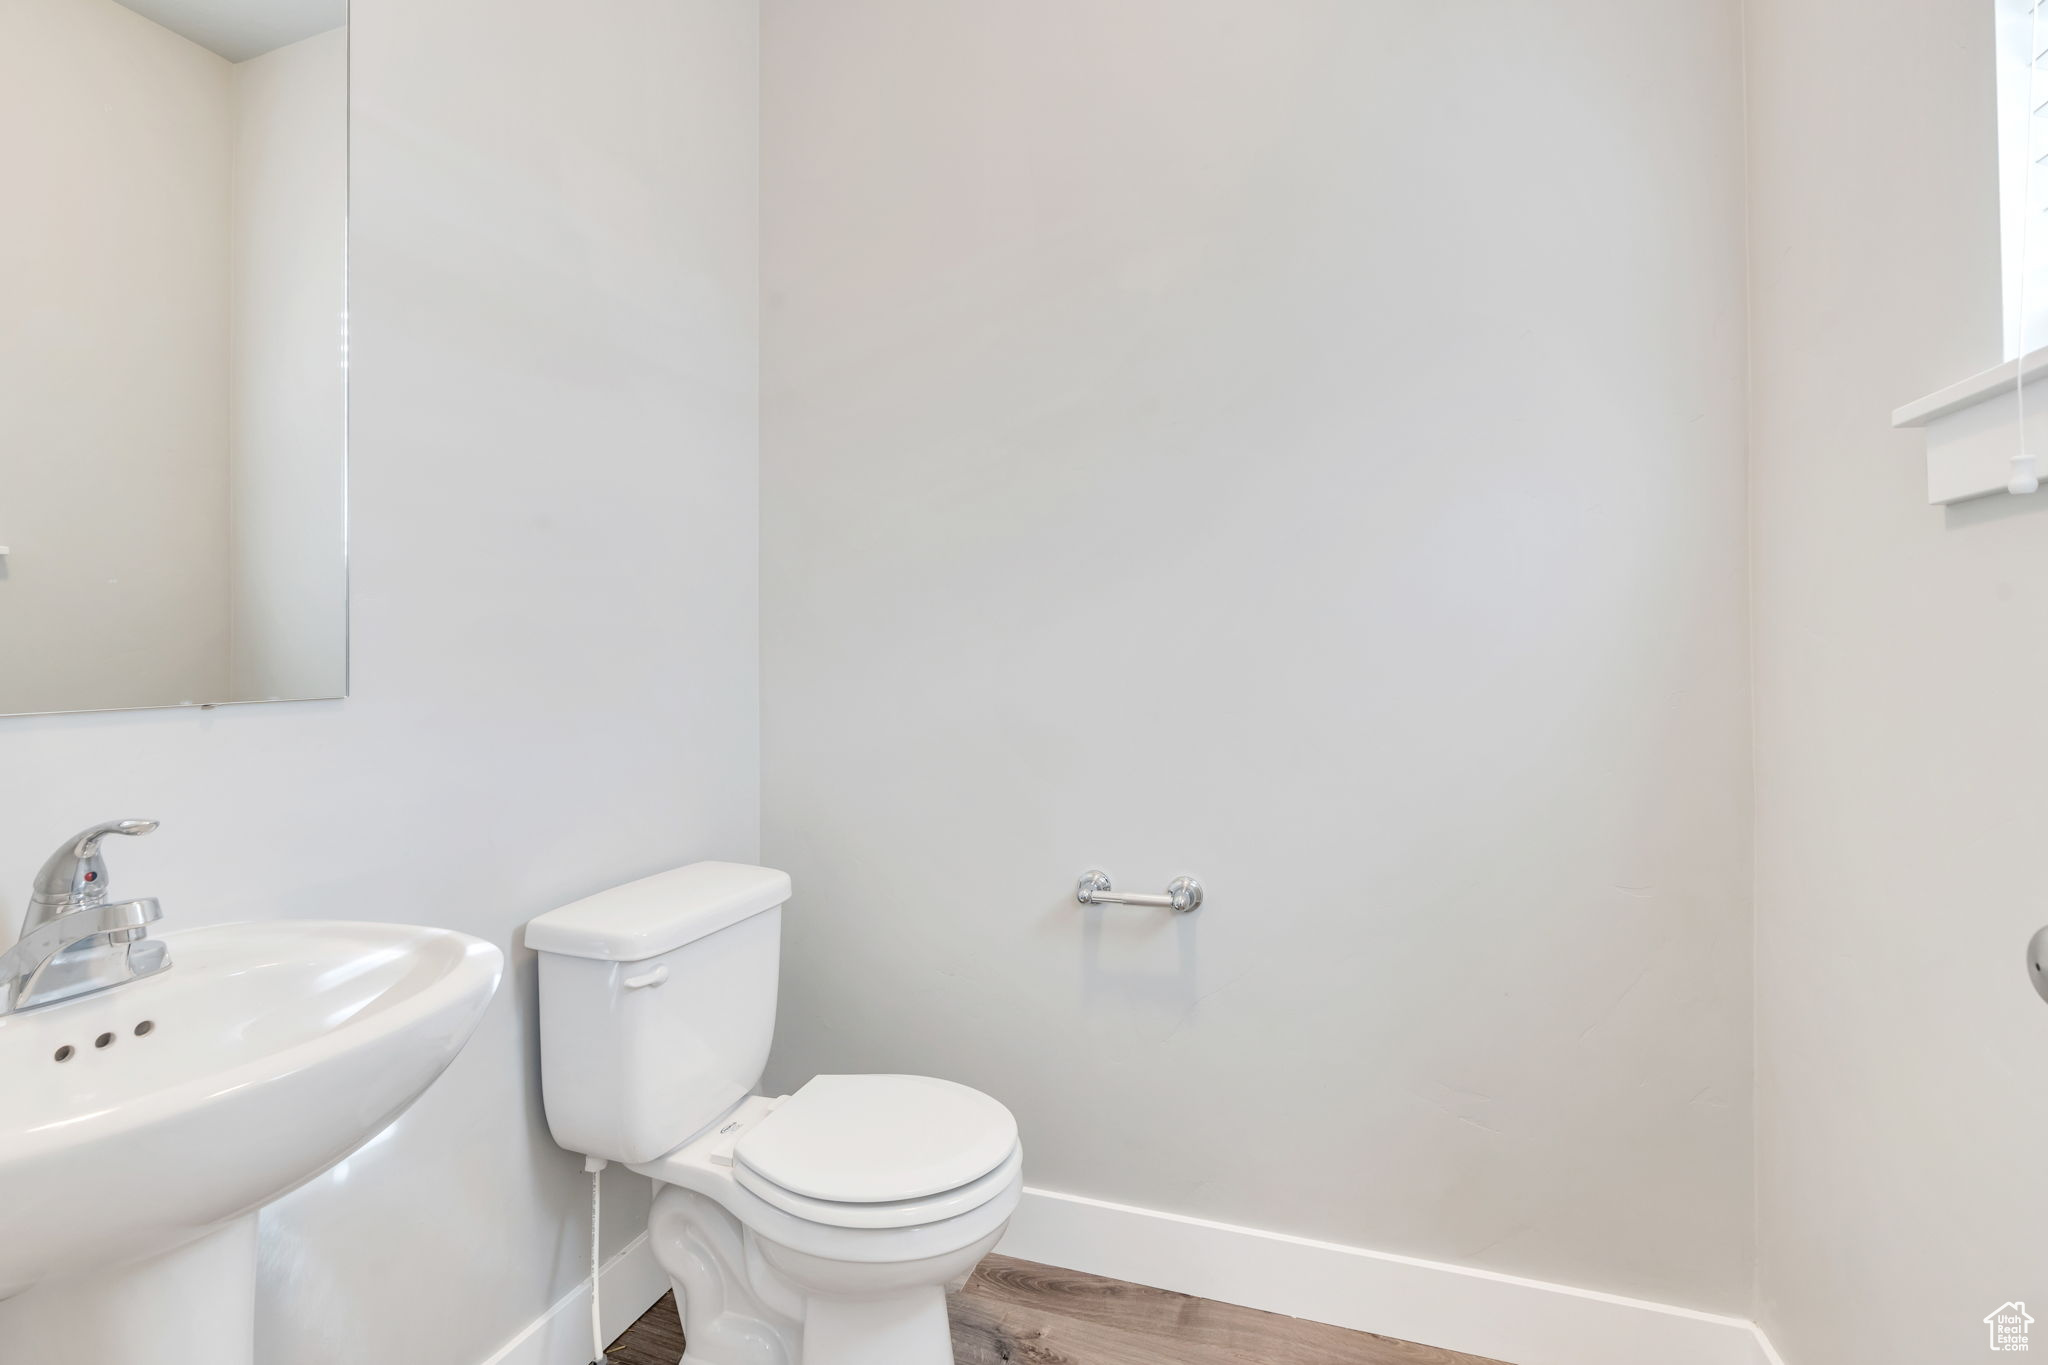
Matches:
[[1893, 345, 2048, 504]]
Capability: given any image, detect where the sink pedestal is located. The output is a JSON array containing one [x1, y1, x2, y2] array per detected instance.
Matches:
[[0, 1216, 255, 1365]]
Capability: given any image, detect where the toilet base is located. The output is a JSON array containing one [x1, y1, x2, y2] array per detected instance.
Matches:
[[800, 1289, 951, 1365], [653, 1187, 800, 1364], [648, 1182, 1005, 1365]]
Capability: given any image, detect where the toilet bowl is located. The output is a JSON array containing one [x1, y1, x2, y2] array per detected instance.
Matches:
[[526, 863, 1021, 1365], [633, 1081, 1021, 1365]]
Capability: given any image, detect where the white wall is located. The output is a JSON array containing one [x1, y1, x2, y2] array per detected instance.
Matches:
[[1745, 1, 2048, 1360], [228, 26, 349, 701], [0, 0, 232, 714], [760, 0, 1755, 1312], [0, 0, 759, 1361]]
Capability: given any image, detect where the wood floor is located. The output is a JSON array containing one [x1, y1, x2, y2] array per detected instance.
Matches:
[[606, 1254, 1512, 1365]]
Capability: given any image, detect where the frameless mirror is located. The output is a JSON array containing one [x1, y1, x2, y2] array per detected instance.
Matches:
[[0, 0, 347, 717]]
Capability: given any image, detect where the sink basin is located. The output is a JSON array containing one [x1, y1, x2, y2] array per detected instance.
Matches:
[[0, 919, 501, 1361]]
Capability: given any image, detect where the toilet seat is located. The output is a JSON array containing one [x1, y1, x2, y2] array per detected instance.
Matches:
[[734, 1074, 1018, 1205], [736, 1140, 1022, 1229], [630, 1089, 1022, 1255]]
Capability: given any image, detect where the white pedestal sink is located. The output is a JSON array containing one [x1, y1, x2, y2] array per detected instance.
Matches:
[[0, 920, 502, 1363]]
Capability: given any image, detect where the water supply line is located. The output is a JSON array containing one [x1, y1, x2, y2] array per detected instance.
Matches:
[[587, 1155, 610, 1365]]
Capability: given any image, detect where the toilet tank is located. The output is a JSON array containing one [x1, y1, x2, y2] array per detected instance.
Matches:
[[526, 862, 790, 1165]]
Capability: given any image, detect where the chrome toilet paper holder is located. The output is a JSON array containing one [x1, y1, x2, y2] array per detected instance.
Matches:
[[1075, 869, 1203, 913]]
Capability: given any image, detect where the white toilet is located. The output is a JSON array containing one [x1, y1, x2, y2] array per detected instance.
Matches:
[[526, 862, 1021, 1365]]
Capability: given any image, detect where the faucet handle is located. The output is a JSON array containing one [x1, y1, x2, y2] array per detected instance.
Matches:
[[30, 819, 159, 912], [69, 822, 155, 855], [71, 819, 159, 857]]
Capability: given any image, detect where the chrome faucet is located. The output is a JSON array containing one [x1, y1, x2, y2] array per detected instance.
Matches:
[[1, 820, 170, 1015]]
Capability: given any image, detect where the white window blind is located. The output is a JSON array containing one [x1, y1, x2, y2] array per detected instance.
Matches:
[[1998, 0, 2048, 358]]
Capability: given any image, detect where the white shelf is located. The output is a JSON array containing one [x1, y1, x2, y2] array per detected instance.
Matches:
[[1894, 344, 2048, 504]]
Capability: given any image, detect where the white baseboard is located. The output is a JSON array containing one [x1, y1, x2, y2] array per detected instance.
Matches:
[[479, 1232, 668, 1365], [997, 1187, 1787, 1365], [472, 1186, 1792, 1365]]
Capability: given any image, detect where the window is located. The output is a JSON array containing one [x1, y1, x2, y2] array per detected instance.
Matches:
[[1893, 3, 2048, 502]]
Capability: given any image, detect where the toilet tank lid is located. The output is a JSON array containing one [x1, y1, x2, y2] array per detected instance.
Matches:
[[524, 862, 791, 961]]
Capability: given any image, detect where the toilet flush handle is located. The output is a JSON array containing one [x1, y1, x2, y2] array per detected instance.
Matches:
[[623, 965, 669, 990]]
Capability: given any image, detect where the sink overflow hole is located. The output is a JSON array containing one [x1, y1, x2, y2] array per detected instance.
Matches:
[[134, 1020, 154, 1036], [94, 1032, 114, 1049], [53, 1045, 73, 1062]]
